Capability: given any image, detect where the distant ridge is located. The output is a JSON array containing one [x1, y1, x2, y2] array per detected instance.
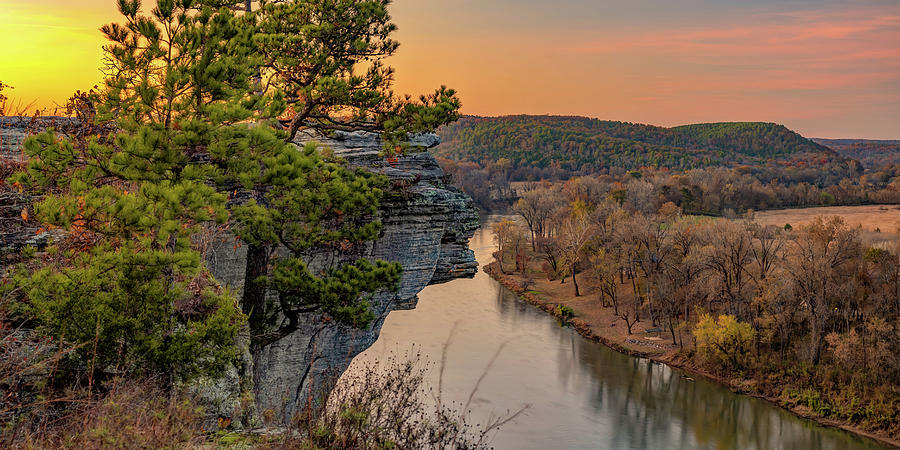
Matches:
[[813, 137, 900, 169], [814, 138, 900, 146], [435, 115, 841, 172]]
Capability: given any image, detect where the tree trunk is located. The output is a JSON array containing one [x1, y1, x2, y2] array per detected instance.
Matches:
[[810, 318, 824, 365], [244, 243, 270, 346], [572, 265, 580, 297], [623, 314, 636, 334], [630, 272, 641, 321]]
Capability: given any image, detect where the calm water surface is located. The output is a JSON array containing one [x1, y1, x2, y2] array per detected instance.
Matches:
[[352, 216, 884, 449]]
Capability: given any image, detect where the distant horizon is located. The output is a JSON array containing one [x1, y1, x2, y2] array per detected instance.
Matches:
[[1, 0, 898, 139]]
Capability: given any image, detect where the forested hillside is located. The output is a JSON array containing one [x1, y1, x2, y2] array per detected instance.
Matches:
[[436, 115, 842, 175]]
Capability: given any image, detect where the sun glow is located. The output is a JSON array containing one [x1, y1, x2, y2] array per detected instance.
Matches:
[[0, 1, 119, 113]]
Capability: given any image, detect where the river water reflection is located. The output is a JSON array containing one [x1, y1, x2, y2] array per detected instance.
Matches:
[[352, 216, 883, 449]]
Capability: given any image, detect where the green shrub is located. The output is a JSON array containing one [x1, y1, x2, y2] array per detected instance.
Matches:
[[785, 388, 836, 417], [13, 255, 243, 381], [555, 304, 575, 320]]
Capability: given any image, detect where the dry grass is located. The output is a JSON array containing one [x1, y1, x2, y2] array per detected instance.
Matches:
[[1, 291, 208, 449], [753, 204, 900, 246], [753, 205, 900, 234], [1, 379, 207, 449]]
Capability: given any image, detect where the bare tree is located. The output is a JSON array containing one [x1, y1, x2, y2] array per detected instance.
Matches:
[[590, 248, 622, 314], [625, 179, 659, 215], [747, 221, 785, 284], [626, 213, 674, 326], [619, 307, 640, 335], [557, 207, 595, 297], [514, 186, 563, 250], [536, 236, 563, 281], [491, 219, 520, 275], [656, 220, 705, 346], [754, 275, 801, 363], [562, 176, 608, 205], [787, 216, 860, 364], [510, 224, 530, 273], [698, 220, 755, 320]]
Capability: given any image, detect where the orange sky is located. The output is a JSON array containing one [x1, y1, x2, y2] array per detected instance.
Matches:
[[1, 0, 899, 139]]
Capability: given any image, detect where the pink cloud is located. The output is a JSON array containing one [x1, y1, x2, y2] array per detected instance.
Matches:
[[559, 4, 900, 98], [568, 6, 900, 61]]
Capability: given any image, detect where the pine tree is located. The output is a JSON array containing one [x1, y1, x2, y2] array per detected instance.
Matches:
[[227, 0, 461, 348], [6, 0, 272, 382], [232, 143, 402, 347], [251, 0, 461, 146]]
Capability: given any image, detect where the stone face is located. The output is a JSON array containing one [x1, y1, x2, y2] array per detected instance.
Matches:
[[0, 120, 479, 425]]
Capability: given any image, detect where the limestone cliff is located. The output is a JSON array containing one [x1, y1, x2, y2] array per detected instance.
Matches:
[[196, 130, 480, 424], [0, 119, 480, 426]]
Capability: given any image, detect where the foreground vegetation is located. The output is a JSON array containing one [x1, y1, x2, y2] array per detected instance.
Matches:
[[0, 333, 500, 448], [490, 180, 900, 442]]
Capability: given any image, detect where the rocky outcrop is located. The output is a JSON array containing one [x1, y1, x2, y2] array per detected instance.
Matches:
[[0, 117, 33, 162], [204, 130, 479, 423], [0, 119, 480, 426], [0, 117, 74, 161], [0, 118, 68, 258]]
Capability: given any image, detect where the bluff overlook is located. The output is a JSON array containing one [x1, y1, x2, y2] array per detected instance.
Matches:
[[0, 119, 480, 425]]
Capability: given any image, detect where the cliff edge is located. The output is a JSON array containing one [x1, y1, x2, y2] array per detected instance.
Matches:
[[202, 130, 479, 423], [0, 119, 480, 426]]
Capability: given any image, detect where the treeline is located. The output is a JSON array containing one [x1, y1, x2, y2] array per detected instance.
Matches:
[[580, 167, 900, 215], [435, 115, 842, 175], [436, 157, 517, 211], [444, 159, 899, 214], [494, 183, 900, 437]]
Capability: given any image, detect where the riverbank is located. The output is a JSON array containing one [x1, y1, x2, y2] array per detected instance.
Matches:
[[484, 262, 900, 449]]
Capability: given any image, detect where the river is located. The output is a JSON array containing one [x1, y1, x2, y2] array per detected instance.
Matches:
[[352, 216, 884, 449]]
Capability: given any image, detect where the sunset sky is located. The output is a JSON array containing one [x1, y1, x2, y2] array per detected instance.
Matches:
[[1, 0, 898, 139]]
